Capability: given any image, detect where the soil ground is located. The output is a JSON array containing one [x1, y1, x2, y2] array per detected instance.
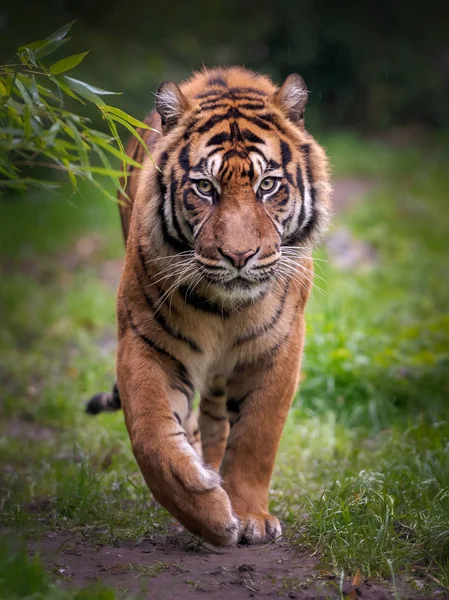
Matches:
[[28, 529, 418, 600]]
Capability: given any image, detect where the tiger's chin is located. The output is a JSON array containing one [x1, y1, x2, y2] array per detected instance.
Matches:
[[208, 275, 270, 302]]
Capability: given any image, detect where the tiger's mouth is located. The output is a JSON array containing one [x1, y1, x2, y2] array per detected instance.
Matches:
[[199, 266, 276, 299]]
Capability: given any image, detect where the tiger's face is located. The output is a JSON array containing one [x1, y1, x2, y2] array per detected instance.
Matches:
[[152, 68, 330, 300]]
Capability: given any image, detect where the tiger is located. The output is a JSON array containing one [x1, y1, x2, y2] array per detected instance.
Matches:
[[86, 66, 331, 546]]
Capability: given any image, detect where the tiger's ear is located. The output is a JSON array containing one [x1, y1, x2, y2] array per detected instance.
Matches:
[[273, 74, 308, 126], [156, 81, 190, 133]]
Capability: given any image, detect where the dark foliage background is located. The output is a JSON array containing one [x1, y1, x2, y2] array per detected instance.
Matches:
[[2, 0, 448, 131]]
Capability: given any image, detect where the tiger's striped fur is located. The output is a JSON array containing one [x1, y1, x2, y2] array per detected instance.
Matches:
[[89, 67, 331, 546]]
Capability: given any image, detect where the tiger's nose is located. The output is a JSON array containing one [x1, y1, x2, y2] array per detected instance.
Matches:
[[218, 246, 260, 269]]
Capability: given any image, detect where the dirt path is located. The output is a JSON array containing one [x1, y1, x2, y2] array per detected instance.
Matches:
[[28, 528, 411, 599]]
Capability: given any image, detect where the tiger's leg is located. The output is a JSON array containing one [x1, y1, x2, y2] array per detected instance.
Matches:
[[199, 376, 229, 471], [184, 410, 202, 456], [117, 332, 238, 547], [221, 323, 304, 544]]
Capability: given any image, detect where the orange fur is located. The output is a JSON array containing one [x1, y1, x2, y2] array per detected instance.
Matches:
[[114, 67, 331, 546]]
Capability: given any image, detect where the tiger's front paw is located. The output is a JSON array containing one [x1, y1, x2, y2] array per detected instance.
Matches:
[[237, 512, 282, 544]]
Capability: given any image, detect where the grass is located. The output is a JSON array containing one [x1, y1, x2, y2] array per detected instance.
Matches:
[[0, 131, 448, 597]]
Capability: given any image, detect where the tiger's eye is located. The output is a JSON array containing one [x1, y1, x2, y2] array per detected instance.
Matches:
[[197, 180, 213, 194], [260, 177, 275, 192]]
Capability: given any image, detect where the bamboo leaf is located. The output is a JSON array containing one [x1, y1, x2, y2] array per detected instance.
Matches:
[[50, 51, 89, 75], [65, 76, 120, 100], [45, 21, 76, 44], [90, 135, 142, 168], [29, 75, 39, 105], [63, 77, 105, 106], [14, 78, 33, 106], [62, 158, 78, 189], [101, 105, 154, 130], [34, 38, 71, 60], [55, 79, 85, 103], [86, 166, 129, 177], [109, 114, 151, 157]]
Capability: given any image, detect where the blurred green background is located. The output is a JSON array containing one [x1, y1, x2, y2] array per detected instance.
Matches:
[[2, 0, 449, 131]]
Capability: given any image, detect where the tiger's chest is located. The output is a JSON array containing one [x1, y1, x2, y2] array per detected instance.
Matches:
[[174, 288, 296, 390]]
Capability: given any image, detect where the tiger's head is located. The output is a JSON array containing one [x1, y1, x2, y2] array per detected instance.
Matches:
[[145, 67, 331, 300]]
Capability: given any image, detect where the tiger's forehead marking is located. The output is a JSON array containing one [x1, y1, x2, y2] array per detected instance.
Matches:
[[190, 115, 283, 185]]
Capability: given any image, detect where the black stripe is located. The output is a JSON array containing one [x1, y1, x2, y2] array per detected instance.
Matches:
[[196, 113, 231, 135], [157, 197, 191, 253], [200, 408, 227, 421], [280, 140, 295, 186], [199, 102, 230, 111], [230, 121, 244, 144], [207, 146, 224, 157], [178, 143, 191, 172], [233, 282, 290, 346], [195, 87, 268, 100], [280, 140, 292, 168], [209, 388, 226, 397], [243, 145, 267, 159], [135, 246, 201, 352], [237, 102, 265, 110], [241, 129, 266, 145], [206, 132, 230, 147], [243, 115, 272, 131], [300, 144, 317, 235], [229, 87, 268, 96], [178, 284, 230, 318], [125, 303, 194, 393], [207, 77, 227, 87], [157, 154, 191, 253], [257, 113, 287, 136], [286, 144, 316, 244], [222, 148, 248, 161], [169, 169, 192, 245]]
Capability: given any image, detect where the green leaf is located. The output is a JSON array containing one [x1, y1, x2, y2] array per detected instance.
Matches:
[[101, 105, 154, 131], [45, 21, 77, 44], [55, 79, 85, 103], [14, 79, 33, 106], [29, 76, 39, 105], [104, 117, 127, 185], [0, 178, 62, 190], [86, 167, 129, 177], [19, 39, 48, 52], [66, 120, 90, 177], [50, 51, 89, 75], [63, 77, 105, 106], [65, 76, 120, 98], [34, 38, 71, 60], [62, 158, 78, 189], [108, 114, 151, 157], [90, 135, 142, 168]]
